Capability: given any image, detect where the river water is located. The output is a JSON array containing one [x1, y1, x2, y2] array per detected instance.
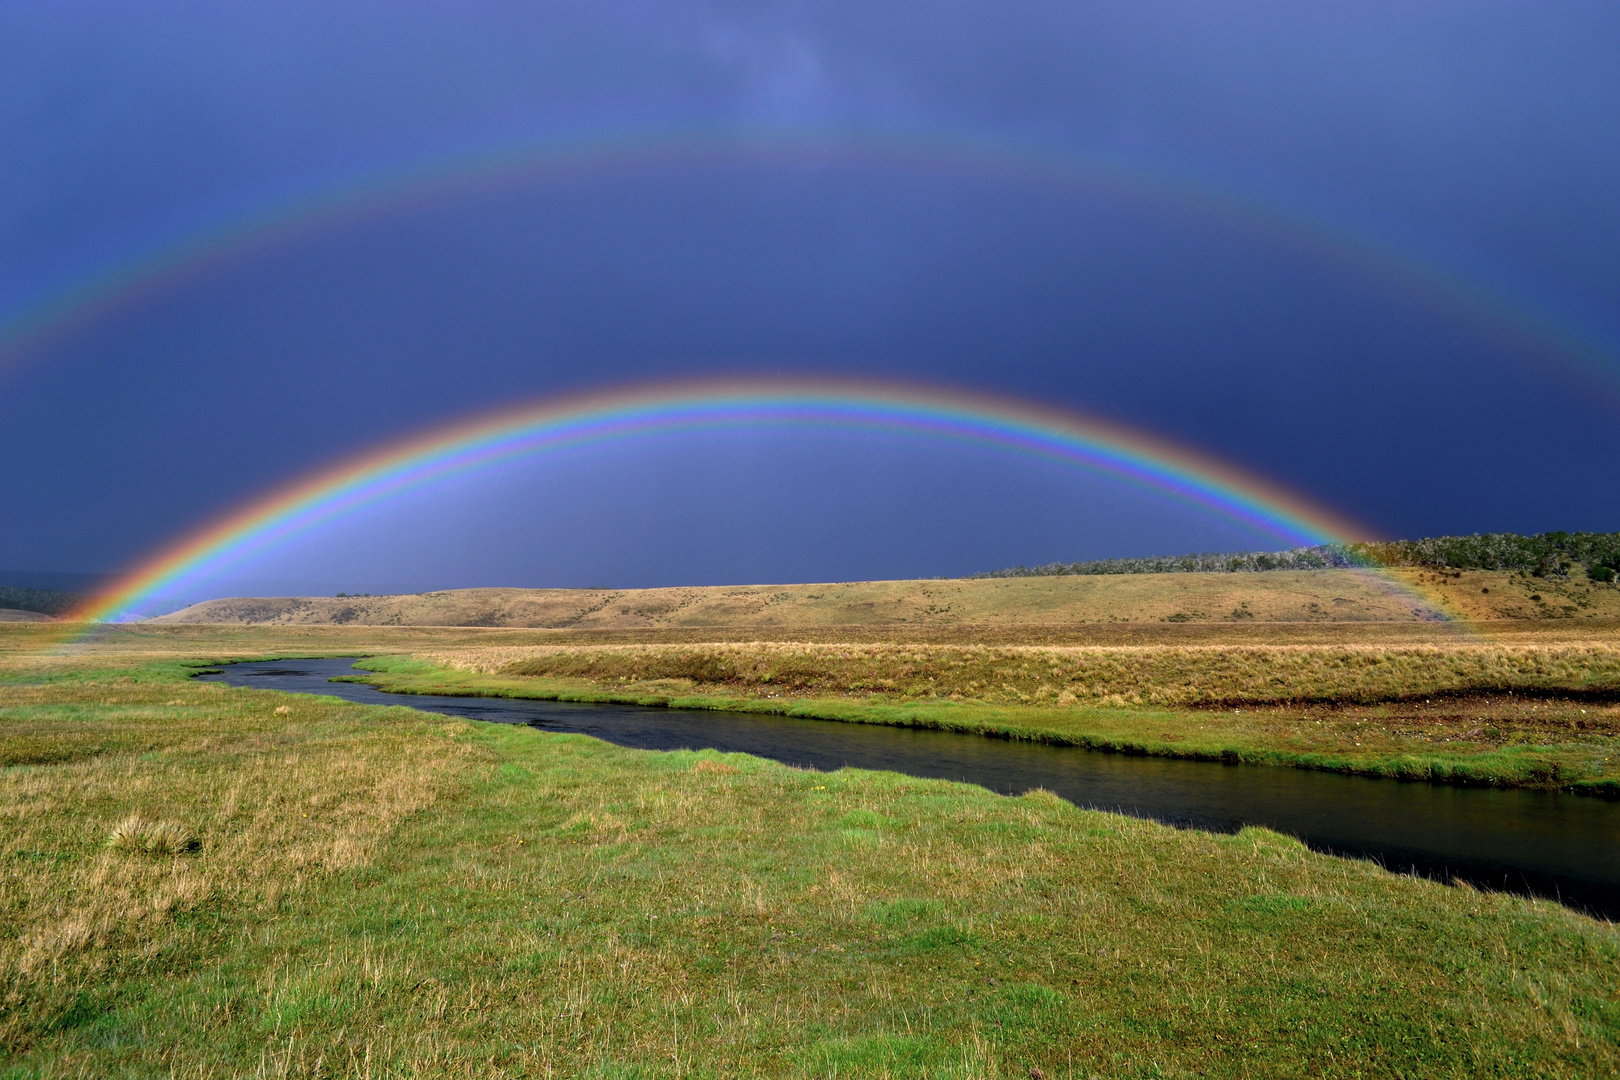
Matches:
[[200, 657, 1620, 918]]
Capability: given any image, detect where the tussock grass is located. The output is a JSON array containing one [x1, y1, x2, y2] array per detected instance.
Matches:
[[105, 815, 199, 856]]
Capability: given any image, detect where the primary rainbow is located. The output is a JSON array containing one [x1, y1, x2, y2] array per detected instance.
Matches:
[[76, 377, 1383, 623]]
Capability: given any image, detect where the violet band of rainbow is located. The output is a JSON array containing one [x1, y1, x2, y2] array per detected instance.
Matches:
[[73, 377, 1418, 625]]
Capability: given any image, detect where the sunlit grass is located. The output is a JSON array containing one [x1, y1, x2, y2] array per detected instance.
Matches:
[[104, 815, 200, 856], [150, 566, 1620, 629], [362, 642, 1620, 791], [1, 624, 1617, 1075], [423, 638, 1620, 706]]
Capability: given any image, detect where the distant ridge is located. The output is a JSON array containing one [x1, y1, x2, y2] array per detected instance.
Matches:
[[152, 564, 1620, 628], [975, 532, 1620, 581]]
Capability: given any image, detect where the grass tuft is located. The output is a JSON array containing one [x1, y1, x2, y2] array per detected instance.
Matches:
[[105, 815, 199, 856]]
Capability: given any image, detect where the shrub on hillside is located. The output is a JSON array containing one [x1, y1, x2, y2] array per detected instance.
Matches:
[[0, 585, 86, 616]]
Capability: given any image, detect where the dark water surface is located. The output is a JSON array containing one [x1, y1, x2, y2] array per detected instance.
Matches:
[[201, 658, 1620, 918]]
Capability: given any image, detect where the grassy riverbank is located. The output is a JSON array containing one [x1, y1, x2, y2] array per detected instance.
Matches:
[[352, 647, 1620, 793], [3, 644, 1618, 1077], [414, 639, 1620, 707]]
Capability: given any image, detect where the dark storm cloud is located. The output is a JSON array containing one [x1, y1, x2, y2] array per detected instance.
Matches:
[[7, 3, 1617, 291], [1, 2, 1617, 585]]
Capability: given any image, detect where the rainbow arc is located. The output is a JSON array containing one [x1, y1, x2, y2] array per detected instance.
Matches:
[[73, 377, 1461, 626], [3, 126, 1616, 399]]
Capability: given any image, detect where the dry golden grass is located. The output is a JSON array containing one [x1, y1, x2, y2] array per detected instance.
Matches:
[[105, 815, 199, 856], [148, 566, 1620, 628], [13, 610, 1620, 659], [422, 639, 1620, 707]]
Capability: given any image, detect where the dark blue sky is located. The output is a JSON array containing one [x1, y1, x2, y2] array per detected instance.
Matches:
[[3, 2, 1618, 595]]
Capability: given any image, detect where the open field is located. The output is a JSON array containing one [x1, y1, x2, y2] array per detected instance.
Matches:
[[153, 567, 1620, 628], [8, 618, 1620, 791], [130, 567, 1620, 791], [354, 641, 1620, 793], [410, 638, 1620, 709], [2, 626, 1618, 1077]]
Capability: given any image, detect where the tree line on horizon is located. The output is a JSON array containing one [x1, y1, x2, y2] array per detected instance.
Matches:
[[4, 531, 1619, 614], [972, 531, 1620, 582], [0, 585, 87, 616]]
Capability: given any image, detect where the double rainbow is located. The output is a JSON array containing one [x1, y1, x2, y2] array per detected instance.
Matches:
[[77, 377, 1398, 624]]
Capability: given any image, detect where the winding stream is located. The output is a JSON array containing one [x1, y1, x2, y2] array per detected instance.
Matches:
[[201, 657, 1620, 918]]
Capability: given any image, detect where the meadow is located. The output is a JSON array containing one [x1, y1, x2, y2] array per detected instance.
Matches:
[[2, 618, 1618, 1076], [357, 631, 1620, 792]]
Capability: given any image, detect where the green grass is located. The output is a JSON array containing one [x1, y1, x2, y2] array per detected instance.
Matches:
[[347, 656, 1620, 794], [3, 655, 1619, 1077]]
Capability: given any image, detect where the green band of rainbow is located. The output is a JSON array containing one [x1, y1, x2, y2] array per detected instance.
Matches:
[[78, 378, 1383, 623]]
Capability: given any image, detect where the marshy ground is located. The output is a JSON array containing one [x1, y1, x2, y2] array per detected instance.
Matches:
[[364, 626, 1620, 791]]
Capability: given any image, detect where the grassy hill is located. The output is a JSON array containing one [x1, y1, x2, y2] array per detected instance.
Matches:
[[153, 566, 1620, 628]]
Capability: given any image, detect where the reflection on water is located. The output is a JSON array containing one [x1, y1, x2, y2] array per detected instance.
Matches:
[[200, 658, 1620, 918]]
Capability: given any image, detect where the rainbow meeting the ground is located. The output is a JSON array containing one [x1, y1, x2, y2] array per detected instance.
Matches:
[[70, 376, 1457, 627]]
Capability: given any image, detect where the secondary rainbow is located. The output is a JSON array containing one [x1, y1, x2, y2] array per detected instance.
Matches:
[[5, 126, 1617, 399], [76, 378, 1386, 623]]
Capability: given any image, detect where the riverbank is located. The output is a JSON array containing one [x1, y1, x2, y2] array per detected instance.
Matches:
[[5, 621, 1614, 791], [2, 647, 1616, 1076], [351, 651, 1620, 794]]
